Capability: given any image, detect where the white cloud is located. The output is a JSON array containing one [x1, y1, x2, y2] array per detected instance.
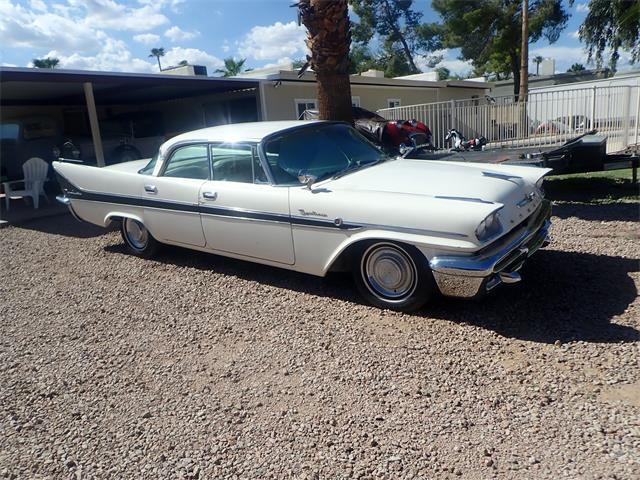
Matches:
[[0, 1, 103, 52], [571, 30, 580, 39], [530, 46, 589, 65], [238, 21, 307, 61], [162, 47, 224, 73], [47, 38, 156, 73], [164, 26, 199, 42], [28, 0, 47, 12], [133, 33, 161, 45], [416, 49, 473, 76], [576, 2, 589, 13], [67, 0, 169, 32]]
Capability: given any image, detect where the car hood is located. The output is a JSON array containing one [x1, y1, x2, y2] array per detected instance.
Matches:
[[326, 158, 547, 205], [293, 158, 551, 251]]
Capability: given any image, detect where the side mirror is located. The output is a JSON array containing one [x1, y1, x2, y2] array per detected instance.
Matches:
[[297, 173, 318, 190]]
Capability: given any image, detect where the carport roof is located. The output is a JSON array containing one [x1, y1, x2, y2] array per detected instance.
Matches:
[[0, 67, 260, 106]]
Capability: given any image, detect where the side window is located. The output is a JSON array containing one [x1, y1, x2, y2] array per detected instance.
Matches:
[[163, 145, 209, 180], [210, 144, 268, 184]]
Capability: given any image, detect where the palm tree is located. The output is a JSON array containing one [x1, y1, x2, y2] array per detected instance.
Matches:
[[32, 57, 60, 69], [533, 55, 544, 75], [149, 48, 165, 71], [214, 58, 247, 77], [297, 0, 353, 123]]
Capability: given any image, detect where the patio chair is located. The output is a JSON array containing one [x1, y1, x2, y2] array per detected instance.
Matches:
[[2, 157, 50, 211]]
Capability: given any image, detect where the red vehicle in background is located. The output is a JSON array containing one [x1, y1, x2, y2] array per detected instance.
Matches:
[[304, 106, 433, 155]]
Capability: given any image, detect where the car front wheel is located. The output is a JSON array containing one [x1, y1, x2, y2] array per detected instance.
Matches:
[[353, 241, 435, 312], [120, 218, 159, 258]]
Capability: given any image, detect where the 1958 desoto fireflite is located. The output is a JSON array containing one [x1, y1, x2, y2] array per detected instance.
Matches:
[[54, 121, 551, 311]]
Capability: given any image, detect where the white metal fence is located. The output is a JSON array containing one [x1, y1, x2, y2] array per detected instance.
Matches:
[[377, 85, 640, 154]]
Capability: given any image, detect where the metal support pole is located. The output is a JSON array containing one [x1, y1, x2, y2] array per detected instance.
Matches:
[[590, 85, 597, 131], [450, 99, 456, 132], [634, 84, 640, 150], [622, 86, 630, 150], [83, 82, 105, 167]]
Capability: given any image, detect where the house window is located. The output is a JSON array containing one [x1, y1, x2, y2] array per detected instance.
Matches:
[[295, 99, 317, 119], [352, 96, 361, 107], [387, 98, 401, 108]]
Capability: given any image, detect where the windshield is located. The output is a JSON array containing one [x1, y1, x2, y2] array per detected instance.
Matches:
[[262, 123, 388, 185]]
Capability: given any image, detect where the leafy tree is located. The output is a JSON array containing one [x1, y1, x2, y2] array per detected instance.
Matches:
[[32, 57, 60, 69], [432, 0, 569, 97], [567, 62, 586, 72], [576, 0, 639, 72], [215, 58, 247, 77], [533, 55, 544, 75], [350, 0, 442, 75], [297, 0, 353, 123], [148, 48, 165, 71], [435, 66, 450, 80]]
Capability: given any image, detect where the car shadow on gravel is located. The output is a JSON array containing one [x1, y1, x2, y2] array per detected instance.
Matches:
[[426, 249, 639, 344], [104, 240, 638, 345], [551, 201, 640, 223], [10, 213, 114, 239]]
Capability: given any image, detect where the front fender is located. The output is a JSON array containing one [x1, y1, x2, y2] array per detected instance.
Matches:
[[322, 227, 482, 275]]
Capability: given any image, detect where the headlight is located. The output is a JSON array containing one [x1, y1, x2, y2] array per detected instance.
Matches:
[[475, 209, 502, 241], [52, 146, 61, 159]]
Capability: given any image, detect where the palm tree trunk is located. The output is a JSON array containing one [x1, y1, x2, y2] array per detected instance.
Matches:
[[156, 56, 162, 71], [298, 0, 353, 124]]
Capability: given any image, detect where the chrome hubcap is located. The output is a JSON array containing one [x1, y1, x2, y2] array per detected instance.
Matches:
[[124, 219, 148, 250], [362, 244, 417, 301]]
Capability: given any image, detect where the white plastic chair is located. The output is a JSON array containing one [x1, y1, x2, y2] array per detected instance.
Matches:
[[2, 157, 50, 211]]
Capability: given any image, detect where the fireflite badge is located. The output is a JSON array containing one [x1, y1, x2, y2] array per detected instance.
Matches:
[[298, 209, 328, 217]]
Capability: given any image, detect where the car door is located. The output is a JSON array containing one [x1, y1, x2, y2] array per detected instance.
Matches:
[[142, 143, 209, 247], [199, 143, 294, 264]]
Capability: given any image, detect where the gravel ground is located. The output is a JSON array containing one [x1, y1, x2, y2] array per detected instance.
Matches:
[[1, 201, 639, 479]]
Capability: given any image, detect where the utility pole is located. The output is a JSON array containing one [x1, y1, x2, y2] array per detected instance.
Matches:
[[519, 0, 529, 102]]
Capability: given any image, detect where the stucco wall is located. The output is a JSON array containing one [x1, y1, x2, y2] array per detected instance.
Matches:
[[261, 81, 488, 120]]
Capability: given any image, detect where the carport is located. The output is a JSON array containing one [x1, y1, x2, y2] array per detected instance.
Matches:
[[0, 67, 261, 167]]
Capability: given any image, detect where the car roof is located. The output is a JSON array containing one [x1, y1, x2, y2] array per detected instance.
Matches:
[[164, 120, 323, 147]]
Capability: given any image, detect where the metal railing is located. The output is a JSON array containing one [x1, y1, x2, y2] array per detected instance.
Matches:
[[377, 85, 640, 154]]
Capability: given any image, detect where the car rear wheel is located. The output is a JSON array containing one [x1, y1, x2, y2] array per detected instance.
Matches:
[[121, 218, 159, 258], [353, 241, 435, 312]]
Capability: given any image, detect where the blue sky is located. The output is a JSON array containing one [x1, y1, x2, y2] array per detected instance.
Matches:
[[0, 0, 633, 75]]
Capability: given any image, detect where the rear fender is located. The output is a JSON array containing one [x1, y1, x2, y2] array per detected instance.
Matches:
[[105, 212, 144, 228]]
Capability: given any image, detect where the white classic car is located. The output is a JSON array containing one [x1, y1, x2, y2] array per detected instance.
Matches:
[[54, 121, 551, 311]]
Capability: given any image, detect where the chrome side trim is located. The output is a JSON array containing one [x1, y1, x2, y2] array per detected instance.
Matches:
[[434, 196, 496, 205]]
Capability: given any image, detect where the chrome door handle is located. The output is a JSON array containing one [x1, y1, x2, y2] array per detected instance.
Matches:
[[202, 191, 217, 200], [144, 184, 157, 194]]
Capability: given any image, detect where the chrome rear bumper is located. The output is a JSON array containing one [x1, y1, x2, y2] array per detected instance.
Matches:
[[429, 200, 551, 298], [56, 195, 83, 222]]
